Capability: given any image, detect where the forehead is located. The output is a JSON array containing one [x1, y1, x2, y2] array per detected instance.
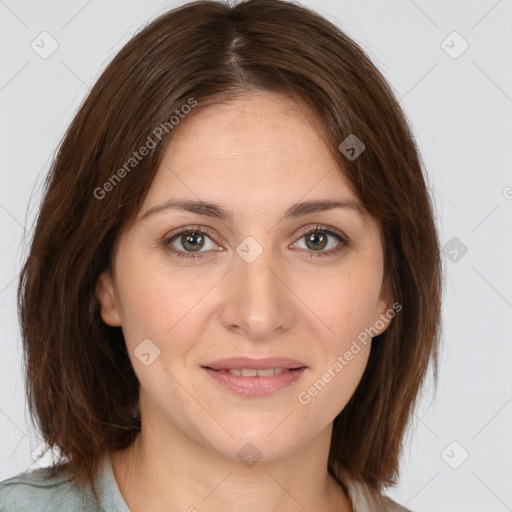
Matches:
[[147, 91, 356, 205], [170, 91, 327, 158]]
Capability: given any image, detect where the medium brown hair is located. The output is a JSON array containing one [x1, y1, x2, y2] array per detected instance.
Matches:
[[18, 0, 443, 501]]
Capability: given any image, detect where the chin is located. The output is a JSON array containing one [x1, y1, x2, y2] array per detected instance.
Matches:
[[203, 424, 304, 463]]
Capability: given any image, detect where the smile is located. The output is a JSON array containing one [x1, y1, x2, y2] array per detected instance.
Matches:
[[202, 366, 307, 396]]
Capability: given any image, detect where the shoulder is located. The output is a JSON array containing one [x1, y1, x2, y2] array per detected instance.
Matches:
[[332, 464, 413, 512], [380, 494, 413, 512], [0, 464, 99, 512], [351, 489, 413, 512]]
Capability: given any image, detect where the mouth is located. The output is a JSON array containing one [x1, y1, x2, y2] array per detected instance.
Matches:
[[200, 358, 308, 396]]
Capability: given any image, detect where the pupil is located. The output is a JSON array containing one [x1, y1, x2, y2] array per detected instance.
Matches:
[[307, 231, 327, 250], [183, 232, 204, 252]]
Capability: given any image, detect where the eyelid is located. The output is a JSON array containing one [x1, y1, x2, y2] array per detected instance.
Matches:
[[164, 224, 219, 241], [164, 224, 348, 245], [292, 223, 349, 246]]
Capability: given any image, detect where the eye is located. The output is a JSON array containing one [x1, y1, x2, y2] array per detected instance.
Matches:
[[291, 224, 349, 257], [162, 224, 350, 261], [162, 225, 220, 260]]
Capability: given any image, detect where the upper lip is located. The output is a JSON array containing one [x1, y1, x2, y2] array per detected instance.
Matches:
[[202, 357, 307, 370]]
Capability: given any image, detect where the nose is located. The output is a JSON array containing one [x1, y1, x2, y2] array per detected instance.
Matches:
[[219, 238, 295, 341]]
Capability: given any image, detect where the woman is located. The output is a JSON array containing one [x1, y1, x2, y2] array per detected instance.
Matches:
[[0, 0, 442, 510]]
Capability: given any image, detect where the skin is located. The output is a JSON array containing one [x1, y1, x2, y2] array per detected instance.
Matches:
[[96, 90, 394, 512]]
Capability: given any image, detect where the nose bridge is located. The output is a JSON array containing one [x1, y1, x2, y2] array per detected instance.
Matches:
[[221, 233, 291, 338], [235, 233, 281, 300]]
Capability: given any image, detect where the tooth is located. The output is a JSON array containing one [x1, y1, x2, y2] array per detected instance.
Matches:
[[224, 368, 292, 377], [256, 368, 275, 377]]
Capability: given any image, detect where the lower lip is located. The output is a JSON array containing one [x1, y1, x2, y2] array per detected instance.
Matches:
[[202, 367, 307, 397]]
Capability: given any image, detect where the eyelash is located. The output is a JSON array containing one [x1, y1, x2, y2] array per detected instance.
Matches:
[[161, 224, 350, 260]]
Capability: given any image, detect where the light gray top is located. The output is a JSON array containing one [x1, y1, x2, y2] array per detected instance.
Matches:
[[0, 454, 128, 512], [0, 453, 411, 511]]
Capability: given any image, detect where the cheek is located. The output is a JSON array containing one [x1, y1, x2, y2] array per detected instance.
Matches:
[[296, 340, 371, 428], [113, 259, 183, 350], [116, 278, 170, 338], [298, 265, 383, 346], [115, 260, 215, 372], [285, 265, 379, 415]]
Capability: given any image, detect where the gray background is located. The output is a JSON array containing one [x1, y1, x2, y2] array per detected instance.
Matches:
[[1, 1, 511, 511]]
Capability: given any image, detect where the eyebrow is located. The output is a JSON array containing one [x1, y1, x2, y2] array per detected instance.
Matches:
[[140, 198, 368, 224]]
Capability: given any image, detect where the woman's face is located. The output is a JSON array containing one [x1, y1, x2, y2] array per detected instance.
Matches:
[[97, 90, 393, 462]]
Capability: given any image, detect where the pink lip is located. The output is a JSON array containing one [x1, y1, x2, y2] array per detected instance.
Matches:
[[201, 357, 306, 371], [202, 366, 308, 397]]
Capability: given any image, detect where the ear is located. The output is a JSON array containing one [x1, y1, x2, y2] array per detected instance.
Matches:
[[95, 269, 122, 327], [370, 274, 395, 337]]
